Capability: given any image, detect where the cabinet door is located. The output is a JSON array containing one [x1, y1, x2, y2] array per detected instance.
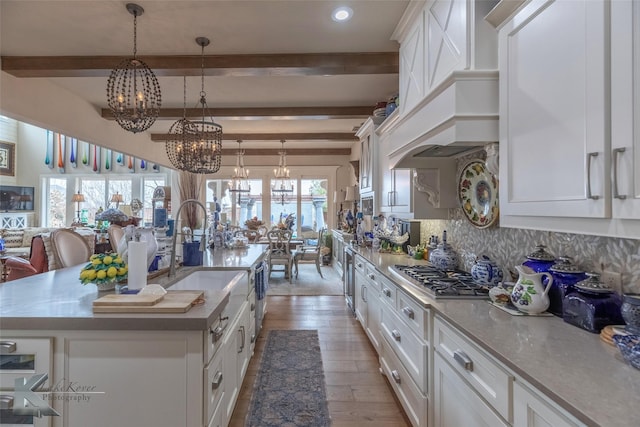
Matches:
[[433, 352, 509, 427], [499, 0, 608, 218], [354, 270, 368, 327], [365, 289, 381, 353], [360, 133, 373, 194], [379, 137, 394, 211], [611, 0, 640, 218], [513, 382, 584, 427], [392, 169, 412, 213]]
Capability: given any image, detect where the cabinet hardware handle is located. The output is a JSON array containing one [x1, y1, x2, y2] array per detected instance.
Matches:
[[453, 350, 474, 371], [0, 341, 17, 354], [251, 303, 256, 311], [586, 152, 600, 200], [383, 288, 391, 297], [238, 326, 245, 353], [392, 329, 401, 341], [357, 263, 363, 268], [0, 395, 14, 410], [613, 147, 627, 199], [392, 191, 397, 206], [251, 334, 256, 344], [362, 286, 367, 303], [369, 274, 375, 280], [210, 315, 229, 343], [211, 372, 223, 390], [402, 307, 415, 319], [387, 191, 392, 207], [391, 370, 401, 384]]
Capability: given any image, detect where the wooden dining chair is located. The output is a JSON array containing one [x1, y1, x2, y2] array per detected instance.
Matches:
[[292, 228, 325, 279], [266, 229, 293, 283]]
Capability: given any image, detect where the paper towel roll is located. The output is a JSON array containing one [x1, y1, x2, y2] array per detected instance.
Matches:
[[127, 240, 147, 290]]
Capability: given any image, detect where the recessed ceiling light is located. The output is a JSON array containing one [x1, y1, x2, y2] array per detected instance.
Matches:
[[332, 6, 353, 22]]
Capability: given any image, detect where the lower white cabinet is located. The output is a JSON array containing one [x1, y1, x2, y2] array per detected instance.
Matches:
[[513, 382, 584, 427], [221, 300, 250, 424], [433, 352, 509, 427]]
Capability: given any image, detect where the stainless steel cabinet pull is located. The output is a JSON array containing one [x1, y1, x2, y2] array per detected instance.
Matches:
[[0, 341, 17, 354], [586, 152, 600, 200], [391, 329, 401, 341], [211, 372, 223, 390], [210, 315, 229, 343], [383, 288, 391, 297], [392, 191, 397, 206], [387, 192, 392, 207], [613, 148, 627, 199], [357, 263, 363, 268], [238, 326, 245, 353], [402, 307, 414, 319], [362, 286, 367, 303], [369, 274, 375, 280], [251, 334, 256, 344], [453, 350, 473, 371], [391, 370, 401, 384], [0, 395, 14, 410]]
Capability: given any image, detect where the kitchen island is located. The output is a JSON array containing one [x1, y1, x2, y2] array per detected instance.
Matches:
[[0, 244, 267, 427], [350, 246, 639, 427]]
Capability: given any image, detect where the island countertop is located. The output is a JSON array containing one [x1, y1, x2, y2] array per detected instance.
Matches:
[[0, 245, 268, 331], [351, 245, 640, 427]]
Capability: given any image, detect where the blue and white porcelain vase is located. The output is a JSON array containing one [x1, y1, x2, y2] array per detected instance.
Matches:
[[471, 255, 503, 286], [428, 230, 459, 270]]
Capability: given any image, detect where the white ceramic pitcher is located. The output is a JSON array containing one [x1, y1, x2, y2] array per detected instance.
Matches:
[[511, 265, 553, 314]]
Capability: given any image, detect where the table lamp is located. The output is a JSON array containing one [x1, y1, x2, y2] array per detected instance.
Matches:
[[71, 191, 85, 223], [110, 192, 124, 209]]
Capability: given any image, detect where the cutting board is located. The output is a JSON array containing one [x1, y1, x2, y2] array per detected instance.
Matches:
[[93, 293, 165, 307], [92, 291, 204, 313]]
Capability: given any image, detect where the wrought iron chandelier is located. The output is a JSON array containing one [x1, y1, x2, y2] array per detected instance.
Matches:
[[272, 140, 294, 204], [106, 3, 161, 134], [165, 37, 222, 174], [229, 140, 250, 194]]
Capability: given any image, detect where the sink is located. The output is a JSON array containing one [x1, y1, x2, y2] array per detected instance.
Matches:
[[168, 270, 247, 292]]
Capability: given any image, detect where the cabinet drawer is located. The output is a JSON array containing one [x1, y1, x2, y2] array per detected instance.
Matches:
[[205, 315, 228, 364], [380, 303, 427, 393], [434, 316, 513, 421], [379, 275, 397, 308], [0, 338, 53, 390], [397, 290, 429, 341], [354, 255, 367, 275], [204, 348, 225, 423], [380, 337, 428, 427], [364, 264, 381, 291]]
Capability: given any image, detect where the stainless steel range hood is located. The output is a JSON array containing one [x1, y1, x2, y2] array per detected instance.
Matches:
[[378, 71, 500, 169]]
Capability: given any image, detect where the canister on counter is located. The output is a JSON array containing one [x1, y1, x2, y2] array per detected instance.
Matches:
[[563, 272, 624, 333], [548, 256, 587, 317]]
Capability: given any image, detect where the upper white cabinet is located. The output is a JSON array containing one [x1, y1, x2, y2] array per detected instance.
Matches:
[[356, 117, 384, 196], [499, 0, 640, 238], [611, 0, 640, 218], [499, 0, 608, 218]]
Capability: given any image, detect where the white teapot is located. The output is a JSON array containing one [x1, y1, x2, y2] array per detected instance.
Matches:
[[511, 265, 553, 314]]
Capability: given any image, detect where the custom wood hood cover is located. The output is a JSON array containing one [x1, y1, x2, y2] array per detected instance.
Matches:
[[384, 70, 499, 169]]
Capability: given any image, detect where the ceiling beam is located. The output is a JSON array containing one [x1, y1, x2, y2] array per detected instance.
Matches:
[[221, 148, 351, 156], [1, 52, 398, 78], [102, 106, 372, 121], [151, 132, 357, 142]]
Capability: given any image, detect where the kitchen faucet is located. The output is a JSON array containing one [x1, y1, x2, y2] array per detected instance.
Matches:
[[169, 199, 208, 278]]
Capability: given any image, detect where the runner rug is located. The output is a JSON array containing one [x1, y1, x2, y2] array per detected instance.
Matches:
[[245, 329, 331, 426]]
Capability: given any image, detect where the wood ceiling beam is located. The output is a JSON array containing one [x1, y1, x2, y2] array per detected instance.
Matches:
[[221, 148, 351, 156], [151, 132, 357, 142], [1, 52, 398, 78], [102, 106, 372, 121]]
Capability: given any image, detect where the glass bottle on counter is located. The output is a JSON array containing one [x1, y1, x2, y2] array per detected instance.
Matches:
[[563, 272, 624, 333]]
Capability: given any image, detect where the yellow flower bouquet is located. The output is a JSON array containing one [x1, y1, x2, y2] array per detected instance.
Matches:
[[79, 252, 128, 290]]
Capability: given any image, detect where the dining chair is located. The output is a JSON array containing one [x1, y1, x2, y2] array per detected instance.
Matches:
[[107, 224, 124, 253], [241, 229, 260, 243], [292, 228, 325, 279], [266, 229, 293, 283], [50, 229, 92, 268]]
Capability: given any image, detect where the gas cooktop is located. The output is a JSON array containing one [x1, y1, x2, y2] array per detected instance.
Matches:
[[389, 264, 490, 299]]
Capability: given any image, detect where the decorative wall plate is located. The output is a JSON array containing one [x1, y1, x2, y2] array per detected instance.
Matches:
[[458, 159, 499, 228]]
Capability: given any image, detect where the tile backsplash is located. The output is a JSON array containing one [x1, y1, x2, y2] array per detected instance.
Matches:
[[420, 212, 640, 294]]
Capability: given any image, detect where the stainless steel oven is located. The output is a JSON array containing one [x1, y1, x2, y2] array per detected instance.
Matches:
[[343, 245, 355, 316]]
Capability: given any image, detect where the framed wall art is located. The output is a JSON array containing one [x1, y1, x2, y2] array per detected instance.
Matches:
[[0, 141, 16, 177]]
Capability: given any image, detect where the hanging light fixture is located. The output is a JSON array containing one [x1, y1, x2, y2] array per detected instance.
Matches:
[[106, 3, 161, 133], [272, 140, 294, 205], [166, 76, 199, 171], [229, 140, 251, 194]]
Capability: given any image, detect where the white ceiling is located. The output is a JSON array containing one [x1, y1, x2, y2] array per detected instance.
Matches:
[[0, 0, 409, 150]]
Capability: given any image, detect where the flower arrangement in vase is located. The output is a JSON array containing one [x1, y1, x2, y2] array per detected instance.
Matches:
[[79, 252, 128, 291]]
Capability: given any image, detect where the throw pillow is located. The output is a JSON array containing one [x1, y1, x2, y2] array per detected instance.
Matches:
[[3, 230, 24, 248], [22, 227, 51, 247]]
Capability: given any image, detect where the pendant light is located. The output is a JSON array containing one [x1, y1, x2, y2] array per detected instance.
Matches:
[[106, 3, 161, 133], [272, 140, 294, 204], [229, 140, 250, 194], [166, 76, 198, 171]]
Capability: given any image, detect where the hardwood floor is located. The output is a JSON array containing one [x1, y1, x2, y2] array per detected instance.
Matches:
[[229, 295, 410, 427]]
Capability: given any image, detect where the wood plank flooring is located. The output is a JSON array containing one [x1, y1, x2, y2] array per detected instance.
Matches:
[[229, 295, 410, 427]]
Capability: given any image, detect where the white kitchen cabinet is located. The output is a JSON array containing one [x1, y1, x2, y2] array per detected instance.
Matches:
[[356, 117, 384, 197], [433, 352, 509, 427], [222, 300, 250, 424], [499, 0, 608, 219], [611, 0, 640, 218], [513, 381, 585, 427], [354, 268, 368, 329]]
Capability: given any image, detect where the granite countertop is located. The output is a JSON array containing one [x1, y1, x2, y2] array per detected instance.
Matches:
[[351, 246, 640, 427], [0, 245, 267, 331]]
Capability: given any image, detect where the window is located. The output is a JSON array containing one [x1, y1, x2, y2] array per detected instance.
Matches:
[[270, 179, 297, 234], [48, 178, 67, 227], [81, 178, 106, 225], [206, 179, 263, 227], [299, 178, 328, 239]]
